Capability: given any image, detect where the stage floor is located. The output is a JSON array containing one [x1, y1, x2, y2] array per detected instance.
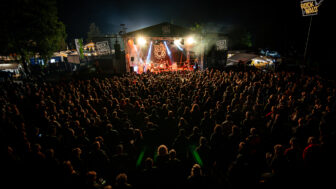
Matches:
[[149, 66, 193, 74]]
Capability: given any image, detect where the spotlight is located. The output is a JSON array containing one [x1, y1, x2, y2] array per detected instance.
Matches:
[[137, 37, 147, 46], [186, 37, 195, 45]]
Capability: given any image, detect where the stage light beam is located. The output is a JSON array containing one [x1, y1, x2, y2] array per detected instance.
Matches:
[[163, 41, 171, 56], [136, 147, 146, 167], [174, 39, 184, 46], [146, 41, 153, 64], [190, 145, 203, 166], [174, 39, 184, 51], [176, 44, 184, 51], [133, 44, 144, 64], [164, 41, 173, 63]]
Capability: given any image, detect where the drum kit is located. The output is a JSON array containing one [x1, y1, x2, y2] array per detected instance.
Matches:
[[150, 62, 167, 71]]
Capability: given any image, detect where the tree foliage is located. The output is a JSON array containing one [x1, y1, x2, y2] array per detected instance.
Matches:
[[0, 0, 67, 63], [228, 26, 253, 49], [87, 22, 101, 43], [190, 22, 204, 34]]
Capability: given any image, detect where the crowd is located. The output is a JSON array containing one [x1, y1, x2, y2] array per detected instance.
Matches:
[[2, 69, 336, 189]]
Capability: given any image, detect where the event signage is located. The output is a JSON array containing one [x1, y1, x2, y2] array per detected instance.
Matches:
[[300, 0, 323, 61], [67, 55, 80, 64], [216, 40, 227, 51], [153, 43, 167, 60], [300, 0, 323, 16]]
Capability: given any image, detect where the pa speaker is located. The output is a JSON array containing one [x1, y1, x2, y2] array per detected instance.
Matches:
[[114, 43, 121, 59]]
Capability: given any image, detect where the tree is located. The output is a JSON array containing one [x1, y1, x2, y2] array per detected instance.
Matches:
[[228, 26, 253, 49], [242, 32, 252, 48], [0, 0, 67, 71], [190, 22, 204, 34], [87, 22, 101, 43]]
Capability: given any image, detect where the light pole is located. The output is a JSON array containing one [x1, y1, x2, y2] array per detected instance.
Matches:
[[303, 16, 313, 64], [300, 0, 324, 65]]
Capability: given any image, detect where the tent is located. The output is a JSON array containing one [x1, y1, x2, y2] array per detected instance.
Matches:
[[0, 63, 22, 78], [226, 53, 258, 66]]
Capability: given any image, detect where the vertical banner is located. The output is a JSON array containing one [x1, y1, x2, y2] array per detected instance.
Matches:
[[153, 43, 169, 66], [75, 39, 84, 59]]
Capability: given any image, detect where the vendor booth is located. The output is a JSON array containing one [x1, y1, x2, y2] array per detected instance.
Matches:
[[0, 63, 22, 78]]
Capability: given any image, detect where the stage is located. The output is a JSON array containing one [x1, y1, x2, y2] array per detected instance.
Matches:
[[123, 22, 204, 74]]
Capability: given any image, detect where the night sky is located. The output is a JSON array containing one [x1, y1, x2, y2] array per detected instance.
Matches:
[[57, 0, 333, 61], [57, 0, 305, 36]]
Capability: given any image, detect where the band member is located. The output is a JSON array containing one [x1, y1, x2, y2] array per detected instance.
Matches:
[[138, 63, 144, 74], [165, 61, 170, 70], [194, 58, 199, 71]]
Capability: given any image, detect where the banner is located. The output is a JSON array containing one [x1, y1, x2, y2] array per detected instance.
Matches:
[[75, 39, 84, 59], [153, 43, 167, 60], [152, 43, 169, 66], [67, 55, 80, 64], [96, 41, 110, 54]]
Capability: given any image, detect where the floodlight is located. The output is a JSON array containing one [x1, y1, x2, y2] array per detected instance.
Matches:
[[137, 37, 147, 46], [186, 37, 195, 45]]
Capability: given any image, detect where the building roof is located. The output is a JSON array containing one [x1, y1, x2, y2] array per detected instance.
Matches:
[[228, 53, 259, 63], [85, 42, 95, 48], [124, 22, 196, 38], [0, 63, 21, 70]]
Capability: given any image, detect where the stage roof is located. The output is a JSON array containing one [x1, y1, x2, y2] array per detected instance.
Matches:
[[124, 22, 196, 38]]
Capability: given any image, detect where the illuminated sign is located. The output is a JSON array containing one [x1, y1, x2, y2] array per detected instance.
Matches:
[[300, 0, 323, 16], [216, 40, 227, 51]]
